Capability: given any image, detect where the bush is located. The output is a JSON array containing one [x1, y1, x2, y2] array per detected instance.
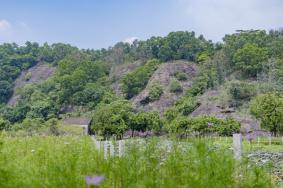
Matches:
[[228, 80, 256, 101], [166, 115, 240, 136], [191, 116, 240, 136], [24, 72, 32, 81], [174, 71, 187, 81], [175, 96, 198, 115], [170, 79, 183, 93], [148, 83, 163, 102]]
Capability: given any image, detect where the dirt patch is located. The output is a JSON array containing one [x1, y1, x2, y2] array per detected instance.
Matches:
[[7, 63, 56, 106], [132, 60, 197, 114]]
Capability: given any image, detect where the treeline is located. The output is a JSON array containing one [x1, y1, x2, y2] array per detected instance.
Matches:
[[0, 29, 283, 136]]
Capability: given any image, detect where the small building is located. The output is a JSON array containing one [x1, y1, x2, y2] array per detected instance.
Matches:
[[63, 117, 92, 135]]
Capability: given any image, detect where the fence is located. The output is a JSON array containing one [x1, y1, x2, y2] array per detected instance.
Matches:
[[92, 135, 283, 159]]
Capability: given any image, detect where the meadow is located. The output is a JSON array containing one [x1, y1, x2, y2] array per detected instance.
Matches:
[[0, 134, 281, 188]]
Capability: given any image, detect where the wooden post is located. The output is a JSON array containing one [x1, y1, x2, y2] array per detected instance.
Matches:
[[269, 136, 272, 146], [233, 134, 242, 160]]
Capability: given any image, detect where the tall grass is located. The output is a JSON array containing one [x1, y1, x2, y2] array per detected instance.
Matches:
[[0, 136, 276, 188]]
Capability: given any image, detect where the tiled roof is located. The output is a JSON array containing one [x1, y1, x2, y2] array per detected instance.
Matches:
[[63, 117, 92, 125]]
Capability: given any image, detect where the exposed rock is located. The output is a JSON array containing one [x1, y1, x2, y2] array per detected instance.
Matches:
[[132, 60, 198, 114], [7, 63, 56, 106]]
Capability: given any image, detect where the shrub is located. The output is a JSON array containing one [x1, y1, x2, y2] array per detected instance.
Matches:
[[174, 71, 187, 81], [24, 72, 32, 81], [175, 96, 198, 115], [148, 83, 163, 102], [191, 116, 240, 136], [170, 79, 183, 93], [228, 80, 256, 101]]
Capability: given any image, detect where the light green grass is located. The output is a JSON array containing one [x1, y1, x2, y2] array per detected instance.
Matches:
[[0, 135, 279, 188]]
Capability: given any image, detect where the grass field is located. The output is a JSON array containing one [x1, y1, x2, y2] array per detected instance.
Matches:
[[0, 134, 281, 188]]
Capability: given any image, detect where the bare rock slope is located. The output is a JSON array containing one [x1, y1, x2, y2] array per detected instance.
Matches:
[[190, 90, 260, 133], [132, 60, 197, 114], [7, 63, 56, 106]]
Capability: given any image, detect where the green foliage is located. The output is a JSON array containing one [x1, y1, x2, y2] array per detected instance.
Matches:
[[174, 71, 187, 81], [165, 115, 240, 136], [174, 96, 198, 116], [91, 100, 133, 138], [197, 52, 210, 63], [250, 93, 283, 135], [170, 79, 183, 93], [121, 59, 160, 99], [228, 80, 256, 101], [233, 43, 268, 77], [0, 117, 10, 131], [165, 115, 190, 135], [135, 31, 214, 62], [129, 111, 163, 134], [148, 83, 163, 102]]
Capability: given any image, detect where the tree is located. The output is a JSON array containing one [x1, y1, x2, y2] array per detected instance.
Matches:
[[91, 100, 133, 139], [129, 111, 163, 135], [250, 93, 283, 136], [233, 43, 268, 77]]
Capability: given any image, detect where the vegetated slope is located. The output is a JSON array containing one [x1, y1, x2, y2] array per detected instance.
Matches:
[[132, 60, 197, 114], [110, 61, 143, 96], [7, 63, 56, 106], [190, 90, 261, 133]]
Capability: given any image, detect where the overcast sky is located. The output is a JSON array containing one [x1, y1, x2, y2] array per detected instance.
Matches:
[[0, 0, 282, 49]]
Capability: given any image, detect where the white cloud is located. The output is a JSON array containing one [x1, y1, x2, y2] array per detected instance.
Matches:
[[0, 19, 11, 31], [123, 37, 138, 44]]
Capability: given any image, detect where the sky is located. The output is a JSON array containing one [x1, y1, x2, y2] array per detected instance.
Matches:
[[0, 0, 282, 49]]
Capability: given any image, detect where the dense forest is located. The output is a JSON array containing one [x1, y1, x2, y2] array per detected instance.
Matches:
[[0, 30, 283, 137]]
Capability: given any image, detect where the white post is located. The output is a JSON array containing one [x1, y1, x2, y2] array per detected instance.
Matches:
[[118, 140, 125, 157], [233, 134, 242, 160], [257, 137, 260, 146], [104, 141, 108, 159], [109, 141, 114, 156]]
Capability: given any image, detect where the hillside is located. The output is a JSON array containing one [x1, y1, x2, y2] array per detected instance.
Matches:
[[7, 63, 56, 106], [0, 29, 283, 138], [132, 60, 197, 114]]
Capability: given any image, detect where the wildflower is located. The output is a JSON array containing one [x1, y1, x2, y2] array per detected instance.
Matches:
[[85, 175, 104, 187], [31, 149, 35, 153]]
